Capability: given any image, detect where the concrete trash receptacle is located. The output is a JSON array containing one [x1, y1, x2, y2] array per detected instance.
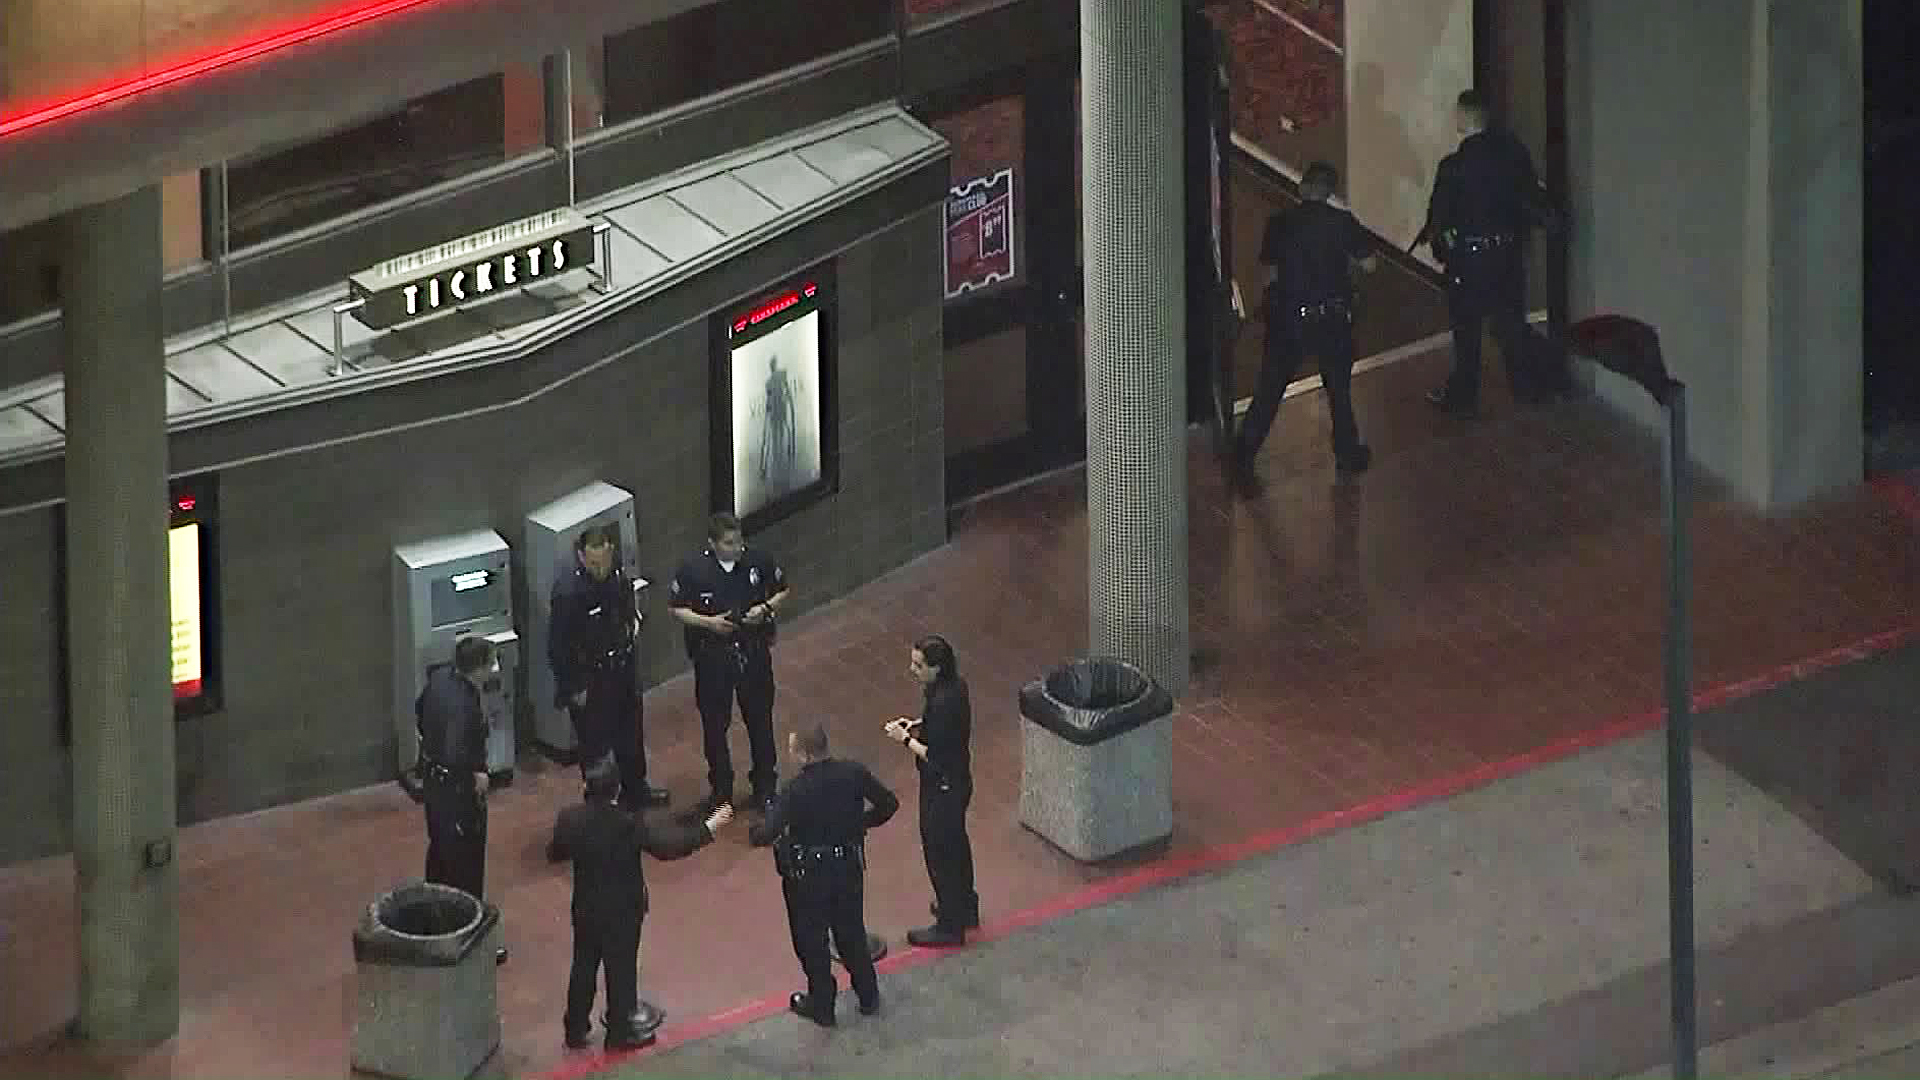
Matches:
[[351, 881, 503, 1080], [1018, 656, 1175, 862]]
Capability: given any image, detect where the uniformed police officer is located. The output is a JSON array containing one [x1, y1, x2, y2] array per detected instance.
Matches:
[[748, 723, 898, 1027], [1231, 159, 1380, 495], [1414, 89, 1571, 413], [549, 524, 668, 808], [547, 758, 733, 1052], [886, 634, 979, 948], [415, 635, 508, 963], [668, 512, 790, 816]]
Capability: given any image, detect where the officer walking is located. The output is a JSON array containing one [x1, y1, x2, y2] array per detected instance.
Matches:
[[549, 524, 668, 808], [415, 634, 508, 963], [1414, 89, 1571, 413], [748, 723, 898, 1027], [886, 634, 979, 947], [546, 758, 733, 1052], [1231, 158, 1379, 494], [668, 512, 790, 816]]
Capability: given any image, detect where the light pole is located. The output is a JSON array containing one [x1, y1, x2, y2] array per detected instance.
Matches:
[[1568, 314, 1695, 1080]]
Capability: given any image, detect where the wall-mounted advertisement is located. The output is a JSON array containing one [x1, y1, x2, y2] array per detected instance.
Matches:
[[944, 168, 1016, 298], [56, 475, 222, 742], [711, 270, 838, 531]]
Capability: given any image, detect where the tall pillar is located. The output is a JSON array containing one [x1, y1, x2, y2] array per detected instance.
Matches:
[[1082, 0, 1190, 695], [60, 184, 179, 1045]]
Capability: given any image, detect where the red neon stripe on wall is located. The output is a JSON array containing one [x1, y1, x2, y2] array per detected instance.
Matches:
[[0, 0, 455, 139]]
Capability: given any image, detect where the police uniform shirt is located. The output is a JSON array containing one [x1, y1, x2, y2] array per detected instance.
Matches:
[[1428, 126, 1542, 242], [917, 678, 972, 787], [668, 546, 787, 657], [1261, 199, 1372, 306], [416, 664, 487, 775], [548, 566, 637, 699], [747, 758, 899, 848], [546, 802, 712, 923]]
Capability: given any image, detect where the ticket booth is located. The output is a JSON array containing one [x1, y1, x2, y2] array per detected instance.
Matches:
[[522, 482, 643, 759], [391, 530, 520, 779]]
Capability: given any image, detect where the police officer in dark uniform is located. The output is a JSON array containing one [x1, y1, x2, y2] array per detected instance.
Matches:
[[415, 635, 508, 963], [887, 634, 979, 948], [1414, 89, 1571, 413], [549, 524, 668, 808], [546, 758, 734, 1052], [1231, 159, 1380, 494], [748, 723, 898, 1027], [668, 512, 790, 816]]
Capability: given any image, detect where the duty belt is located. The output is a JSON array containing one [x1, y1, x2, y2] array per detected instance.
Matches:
[[1293, 298, 1351, 321], [1457, 234, 1517, 252], [776, 841, 865, 880], [584, 643, 635, 670], [417, 759, 470, 787]]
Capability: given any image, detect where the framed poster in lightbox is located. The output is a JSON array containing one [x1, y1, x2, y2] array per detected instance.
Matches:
[[709, 266, 839, 533]]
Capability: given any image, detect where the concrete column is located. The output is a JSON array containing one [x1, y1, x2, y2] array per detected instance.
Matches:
[[60, 184, 179, 1045], [1081, 0, 1190, 696]]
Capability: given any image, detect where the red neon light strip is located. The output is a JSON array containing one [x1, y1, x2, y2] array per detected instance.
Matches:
[[0, 0, 453, 139]]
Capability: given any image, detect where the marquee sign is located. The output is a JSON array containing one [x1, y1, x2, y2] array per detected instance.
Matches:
[[348, 208, 599, 330]]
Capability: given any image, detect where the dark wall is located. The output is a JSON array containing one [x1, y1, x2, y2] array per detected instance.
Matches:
[[0, 205, 945, 866]]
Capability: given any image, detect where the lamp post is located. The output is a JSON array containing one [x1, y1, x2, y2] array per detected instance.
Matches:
[[1568, 315, 1695, 1080]]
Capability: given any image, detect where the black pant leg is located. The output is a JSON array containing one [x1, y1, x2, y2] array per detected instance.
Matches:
[[599, 674, 646, 799], [1445, 271, 1488, 403], [736, 647, 779, 800], [423, 787, 486, 899], [692, 650, 736, 800], [1236, 314, 1303, 464], [570, 698, 612, 774], [1487, 251, 1538, 396], [783, 878, 838, 1008], [829, 870, 878, 1006], [1312, 319, 1362, 456], [920, 781, 978, 927], [603, 918, 643, 1032], [563, 923, 603, 1038]]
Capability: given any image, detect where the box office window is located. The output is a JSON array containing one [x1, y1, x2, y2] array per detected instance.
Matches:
[[602, 0, 894, 125], [710, 268, 840, 533], [55, 475, 225, 742], [224, 75, 511, 251]]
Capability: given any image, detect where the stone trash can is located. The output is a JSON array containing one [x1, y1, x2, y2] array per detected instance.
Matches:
[[1018, 656, 1175, 863], [351, 882, 503, 1080]]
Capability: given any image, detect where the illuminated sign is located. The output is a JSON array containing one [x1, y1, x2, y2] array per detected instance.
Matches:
[[450, 569, 491, 592], [348, 207, 598, 330], [711, 269, 839, 533], [731, 283, 820, 336], [944, 168, 1015, 298], [169, 521, 204, 699]]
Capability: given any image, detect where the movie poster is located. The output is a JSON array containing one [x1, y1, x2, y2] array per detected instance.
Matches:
[[729, 309, 825, 519]]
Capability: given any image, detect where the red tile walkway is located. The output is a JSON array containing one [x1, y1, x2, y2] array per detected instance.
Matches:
[[2, 348, 1916, 1080]]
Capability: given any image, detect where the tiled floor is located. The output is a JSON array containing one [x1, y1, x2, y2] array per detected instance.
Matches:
[[2, 349, 1916, 1080]]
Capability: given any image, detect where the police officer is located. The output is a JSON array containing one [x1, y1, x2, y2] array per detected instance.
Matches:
[[1231, 159, 1379, 495], [415, 635, 508, 963], [546, 758, 734, 1052], [668, 512, 789, 816], [549, 524, 668, 808], [1414, 89, 1571, 413], [748, 723, 898, 1027], [886, 634, 979, 948]]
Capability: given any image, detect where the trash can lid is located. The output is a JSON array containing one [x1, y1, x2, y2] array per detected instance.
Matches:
[[1019, 656, 1173, 746]]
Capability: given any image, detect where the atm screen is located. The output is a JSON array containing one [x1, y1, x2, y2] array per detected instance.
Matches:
[[169, 520, 204, 699], [430, 567, 504, 628]]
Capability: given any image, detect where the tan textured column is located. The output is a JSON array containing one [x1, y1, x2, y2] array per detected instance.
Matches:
[[1083, 0, 1190, 695], [61, 184, 179, 1045]]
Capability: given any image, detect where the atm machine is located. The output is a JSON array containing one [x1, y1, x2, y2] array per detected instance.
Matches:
[[392, 530, 521, 783], [523, 482, 644, 761]]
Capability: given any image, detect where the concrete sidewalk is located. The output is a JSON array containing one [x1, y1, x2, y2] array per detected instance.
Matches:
[[598, 642, 1920, 1079], [605, 735, 1888, 1079]]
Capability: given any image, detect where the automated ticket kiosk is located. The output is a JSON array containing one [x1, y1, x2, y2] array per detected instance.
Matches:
[[523, 482, 644, 759], [391, 530, 520, 780]]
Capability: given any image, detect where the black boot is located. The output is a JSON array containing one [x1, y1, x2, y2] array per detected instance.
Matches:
[[907, 924, 966, 948], [789, 992, 836, 1028]]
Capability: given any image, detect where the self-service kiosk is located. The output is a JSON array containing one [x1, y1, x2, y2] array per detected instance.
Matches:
[[392, 530, 520, 779], [523, 482, 644, 759]]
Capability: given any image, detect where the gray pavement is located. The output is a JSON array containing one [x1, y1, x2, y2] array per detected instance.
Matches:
[[616, 739, 1879, 1078], [607, 643, 1920, 1078]]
